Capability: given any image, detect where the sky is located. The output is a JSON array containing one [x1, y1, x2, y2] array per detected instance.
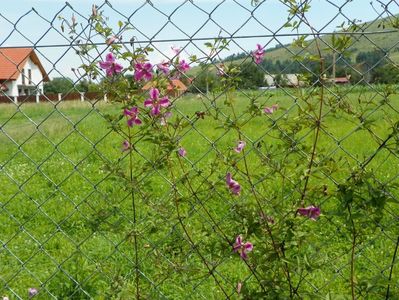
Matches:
[[1, 0, 398, 81]]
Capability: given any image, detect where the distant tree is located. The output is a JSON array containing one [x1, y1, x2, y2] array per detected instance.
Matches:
[[356, 49, 387, 69], [236, 62, 265, 89], [189, 70, 220, 93], [44, 77, 74, 94], [371, 64, 399, 84], [75, 79, 89, 93]]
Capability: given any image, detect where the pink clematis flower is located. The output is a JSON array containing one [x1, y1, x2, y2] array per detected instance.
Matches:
[[157, 61, 170, 75], [134, 61, 153, 81], [234, 141, 246, 153], [297, 205, 321, 220], [264, 104, 278, 114], [233, 235, 253, 260], [144, 88, 170, 116], [252, 43, 265, 64], [226, 172, 241, 195], [121, 140, 130, 152], [124, 107, 142, 127], [177, 59, 190, 73], [178, 147, 187, 157], [99, 53, 123, 77], [106, 35, 119, 45], [28, 288, 38, 298], [171, 45, 182, 56]]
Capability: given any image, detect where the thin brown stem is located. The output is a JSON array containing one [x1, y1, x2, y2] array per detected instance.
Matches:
[[348, 206, 356, 300], [176, 157, 267, 293], [227, 92, 294, 297], [167, 158, 231, 299], [385, 236, 399, 299]]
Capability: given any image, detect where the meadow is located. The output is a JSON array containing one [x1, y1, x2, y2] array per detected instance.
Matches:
[[1, 87, 399, 299]]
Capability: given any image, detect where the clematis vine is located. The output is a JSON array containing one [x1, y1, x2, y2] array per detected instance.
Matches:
[[226, 172, 241, 195], [252, 43, 265, 64], [99, 53, 123, 77], [160, 111, 172, 126], [171, 45, 182, 56], [157, 61, 170, 75], [233, 235, 253, 260], [237, 282, 243, 295], [28, 288, 38, 298], [121, 140, 130, 152], [297, 205, 321, 220], [124, 107, 142, 127], [106, 35, 119, 45], [264, 104, 278, 114], [177, 59, 190, 73], [216, 63, 227, 77], [134, 61, 153, 81], [178, 147, 187, 157], [234, 141, 246, 153], [144, 88, 170, 116]]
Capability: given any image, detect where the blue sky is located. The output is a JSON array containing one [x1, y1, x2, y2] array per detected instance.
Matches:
[[1, 0, 398, 80]]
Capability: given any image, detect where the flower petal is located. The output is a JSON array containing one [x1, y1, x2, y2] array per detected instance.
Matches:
[[105, 53, 115, 62], [144, 99, 153, 107], [149, 88, 159, 100], [244, 242, 253, 252], [159, 97, 170, 107]]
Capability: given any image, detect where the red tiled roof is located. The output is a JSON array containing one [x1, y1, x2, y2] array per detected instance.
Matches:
[[334, 77, 349, 83], [0, 47, 49, 81], [143, 79, 187, 91]]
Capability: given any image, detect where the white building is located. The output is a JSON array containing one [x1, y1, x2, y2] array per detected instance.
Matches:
[[0, 48, 49, 97]]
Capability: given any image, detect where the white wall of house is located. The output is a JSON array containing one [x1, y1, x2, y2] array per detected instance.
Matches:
[[2, 57, 44, 97]]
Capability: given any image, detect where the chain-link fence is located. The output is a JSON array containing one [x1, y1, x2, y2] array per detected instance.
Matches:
[[1, 0, 399, 299]]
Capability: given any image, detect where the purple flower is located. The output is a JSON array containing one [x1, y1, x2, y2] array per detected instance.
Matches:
[[233, 235, 253, 260], [124, 107, 142, 127], [252, 43, 265, 64], [171, 45, 182, 56], [144, 88, 170, 116], [160, 111, 172, 126], [121, 140, 130, 152], [106, 35, 119, 45], [234, 141, 246, 153], [226, 172, 241, 195], [178, 147, 187, 157], [157, 61, 170, 75], [134, 62, 153, 81], [28, 288, 38, 298], [297, 205, 321, 220], [177, 59, 190, 73], [264, 104, 278, 114], [99, 53, 123, 77]]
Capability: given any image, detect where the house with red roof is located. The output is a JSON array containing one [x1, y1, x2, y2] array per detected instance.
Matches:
[[142, 79, 188, 97], [0, 47, 49, 97]]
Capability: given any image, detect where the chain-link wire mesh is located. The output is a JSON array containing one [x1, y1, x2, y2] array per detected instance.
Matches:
[[1, 0, 399, 298]]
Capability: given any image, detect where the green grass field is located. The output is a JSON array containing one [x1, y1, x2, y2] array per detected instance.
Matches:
[[1, 88, 399, 299]]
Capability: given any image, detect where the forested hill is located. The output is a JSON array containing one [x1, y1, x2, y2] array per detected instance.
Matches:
[[224, 15, 399, 64]]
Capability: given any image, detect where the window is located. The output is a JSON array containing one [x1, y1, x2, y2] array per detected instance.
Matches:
[[28, 69, 32, 84], [22, 69, 25, 85]]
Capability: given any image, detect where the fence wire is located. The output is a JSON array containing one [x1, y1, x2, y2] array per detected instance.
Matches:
[[1, 0, 399, 299]]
